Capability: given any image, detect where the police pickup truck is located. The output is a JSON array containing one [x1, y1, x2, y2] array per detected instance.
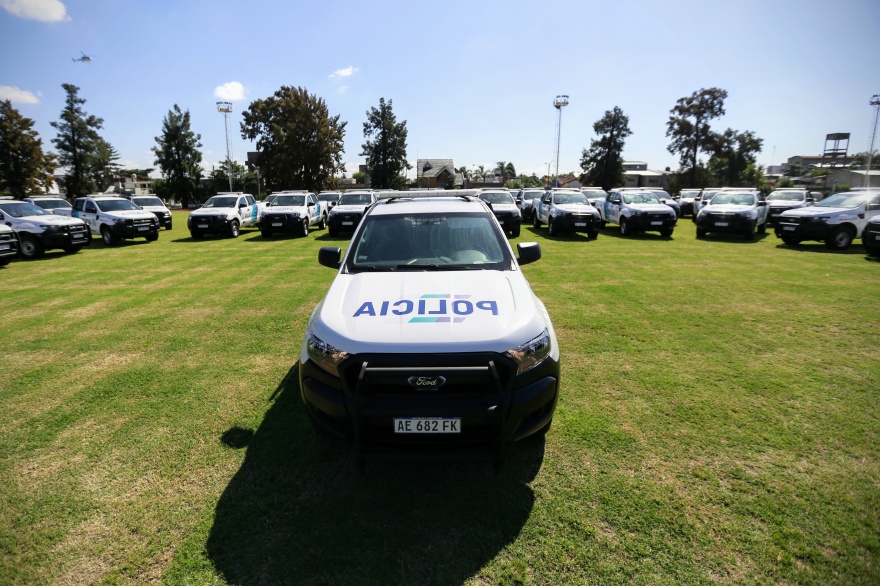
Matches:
[[775, 189, 880, 250], [187, 192, 262, 238], [764, 188, 817, 224], [599, 189, 677, 237], [533, 188, 601, 238], [695, 190, 768, 240], [478, 189, 522, 237], [327, 191, 377, 236], [864, 216, 880, 256], [0, 223, 19, 265], [22, 195, 73, 214], [302, 191, 559, 468], [258, 192, 326, 238], [0, 199, 91, 258], [129, 194, 173, 230], [59, 195, 159, 245]]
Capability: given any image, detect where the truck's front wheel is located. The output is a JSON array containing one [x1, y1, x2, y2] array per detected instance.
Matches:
[[318, 214, 326, 230], [19, 235, 45, 259], [825, 226, 854, 250], [619, 218, 630, 236], [101, 226, 119, 246], [300, 218, 309, 237], [229, 220, 240, 238]]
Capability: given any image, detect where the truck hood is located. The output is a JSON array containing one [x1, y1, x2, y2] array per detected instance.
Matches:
[[703, 204, 754, 213], [136, 205, 168, 212], [312, 270, 546, 354], [331, 205, 369, 213], [190, 208, 233, 217], [767, 201, 805, 208], [488, 203, 519, 213], [630, 203, 674, 213], [264, 206, 307, 214], [556, 204, 598, 215], [100, 210, 155, 220], [781, 206, 855, 218], [19, 214, 84, 226]]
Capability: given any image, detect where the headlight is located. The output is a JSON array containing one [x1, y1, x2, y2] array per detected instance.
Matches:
[[307, 332, 349, 377], [811, 216, 830, 222], [113, 217, 127, 224], [737, 211, 752, 218], [38, 224, 62, 232], [505, 328, 552, 375]]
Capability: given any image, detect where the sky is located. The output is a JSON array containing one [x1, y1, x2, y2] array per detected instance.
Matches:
[[1, 0, 879, 183]]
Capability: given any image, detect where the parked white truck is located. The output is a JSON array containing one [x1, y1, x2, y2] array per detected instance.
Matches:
[[774, 189, 880, 250], [258, 192, 326, 238], [0, 223, 19, 265], [0, 199, 92, 258], [60, 195, 160, 245], [187, 192, 263, 239], [598, 189, 677, 237]]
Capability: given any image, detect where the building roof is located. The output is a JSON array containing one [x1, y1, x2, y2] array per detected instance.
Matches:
[[417, 159, 455, 179]]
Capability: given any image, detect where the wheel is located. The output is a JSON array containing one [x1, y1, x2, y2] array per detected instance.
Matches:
[[101, 226, 119, 246], [328, 225, 338, 237], [532, 214, 541, 228], [19, 236, 45, 259], [865, 246, 880, 257], [318, 214, 326, 230], [228, 220, 240, 238], [781, 236, 800, 245], [145, 233, 159, 242], [547, 217, 558, 237], [660, 229, 673, 238], [510, 225, 521, 238], [300, 218, 309, 237], [587, 231, 598, 239], [599, 220, 606, 229], [190, 231, 204, 239], [166, 223, 173, 231], [825, 226, 854, 251], [758, 221, 767, 234], [619, 218, 630, 236], [0, 258, 9, 266], [261, 230, 272, 239], [744, 225, 756, 241], [696, 229, 706, 238]]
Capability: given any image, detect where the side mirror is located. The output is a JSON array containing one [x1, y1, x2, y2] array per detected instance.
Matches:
[[318, 246, 342, 269], [757, 200, 767, 206], [867, 203, 880, 211], [239, 202, 246, 208], [517, 242, 541, 266]]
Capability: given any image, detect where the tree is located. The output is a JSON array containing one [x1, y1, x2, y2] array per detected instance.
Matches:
[[208, 161, 250, 194], [579, 106, 632, 191], [495, 161, 516, 183], [360, 97, 410, 189], [91, 137, 121, 188], [851, 151, 880, 170], [0, 100, 57, 195], [706, 129, 763, 187], [666, 87, 728, 188], [50, 83, 110, 197], [241, 86, 346, 193], [152, 104, 204, 207]]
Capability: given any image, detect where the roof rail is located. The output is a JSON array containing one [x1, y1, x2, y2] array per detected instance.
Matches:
[[385, 188, 481, 203]]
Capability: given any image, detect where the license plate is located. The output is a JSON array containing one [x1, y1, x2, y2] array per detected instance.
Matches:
[[651, 221, 662, 226], [0, 244, 9, 250], [73, 234, 85, 239], [272, 222, 282, 227], [197, 224, 208, 229], [715, 222, 729, 227], [783, 225, 795, 231], [342, 221, 353, 226], [394, 417, 461, 434], [575, 222, 587, 227], [137, 226, 148, 231]]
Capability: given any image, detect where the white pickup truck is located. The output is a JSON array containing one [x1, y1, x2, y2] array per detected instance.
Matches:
[[0, 223, 19, 265], [187, 192, 263, 239], [58, 195, 159, 246], [775, 189, 880, 250], [0, 199, 91, 258], [258, 192, 326, 238], [598, 189, 677, 237], [532, 189, 602, 238]]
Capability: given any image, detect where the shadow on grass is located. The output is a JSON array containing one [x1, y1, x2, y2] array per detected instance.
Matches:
[[207, 364, 543, 585], [774, 242, 870, 255], [691, 232, 772, 244], [523, 226, 593, 242], [598, 227, 678, 241]]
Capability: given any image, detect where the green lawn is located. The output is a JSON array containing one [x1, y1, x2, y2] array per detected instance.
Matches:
[[1, 210, 878, 585]]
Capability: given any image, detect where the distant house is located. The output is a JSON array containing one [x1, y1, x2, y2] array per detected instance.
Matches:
[[417, 159, 459, 188], [623, 161, 668, 189]]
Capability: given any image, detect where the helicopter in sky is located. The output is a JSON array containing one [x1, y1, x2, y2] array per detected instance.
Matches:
[[72, 52, 93, 63]]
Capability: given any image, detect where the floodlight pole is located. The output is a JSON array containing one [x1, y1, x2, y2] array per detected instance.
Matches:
[[216, 101, 234, 192], [553, 95, 569, 187], [867, 94, 880, 188]]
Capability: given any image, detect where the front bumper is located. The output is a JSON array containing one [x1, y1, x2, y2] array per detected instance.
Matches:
[[259, 213, 305, 233], [300, 352, 559, 461], [0, 230, 19, 259], [628, 213, 677, 232], [863, 223, 880, 247], [492, 212, 522, 231], [39, 224, 91, 249], [109, 220, 159, 238], [696, 213, 754, 234], [149, 211, 172, 228], [552, 213, 601, 232], [328, 212, 364, 232], [188, 215, 231, 234], [774, 218, 830, 241]]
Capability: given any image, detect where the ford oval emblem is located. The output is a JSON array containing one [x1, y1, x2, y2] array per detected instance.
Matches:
[[407, 375, 446, 390]]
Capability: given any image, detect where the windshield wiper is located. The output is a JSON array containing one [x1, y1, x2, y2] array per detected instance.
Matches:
[[351, 265, 396, 272], [396, 263, 485, 271]]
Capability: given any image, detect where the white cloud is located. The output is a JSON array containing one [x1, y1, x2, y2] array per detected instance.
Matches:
[[213, 81, 247, 102], [0, 85, 40, 104], [329, 66, 358, 79], [1, 0, 69, 22], [338, 86, 349, 94]]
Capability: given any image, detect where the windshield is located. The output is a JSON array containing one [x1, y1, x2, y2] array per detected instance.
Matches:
[[95, 199, 140, 212], [679, 190, 700, 197], [480, 192, 514, 205], [582, 190, 606, 198], [521, 191, 542, 201], [31, 199, 71, 209], [767, 191, 805, 202], [272, 195, 306, 207], [133, 197, 164, 207], [622, 192, 661, 204], [710, 192, 756, 206], [0, 202, 51, 217], [318, 193, 339, 202], [203, 196, 239, 208], [348, 213, 510, 271], [554, 193, 589, 205], [339, 194, 373, 205], [815, 193, 873, 208]]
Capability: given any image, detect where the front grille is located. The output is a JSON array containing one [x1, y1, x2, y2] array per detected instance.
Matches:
[[0, 231, 16, 243], [133, 218, 153, 226], [334, 213, 362, 223]]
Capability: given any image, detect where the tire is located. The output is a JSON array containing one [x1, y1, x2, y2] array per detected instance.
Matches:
[[865, 246, 880, 257], [599, 220, 606, 229], [587, 231, 598, 239], [328, 225, 338, 237], [318, 214, 326, 230], [0, 257, 10, 266], [696, 229, 706, 238], [145, 233, 159, 242], [228, 220, 240, 238], [300, 218, 309, 237], [619, 217, 630, 236], [825, 226, 854, 251], [166, 223, 173, 231], [510, 225, 521, 238], [261, 230, 272, 239], [19, 236, 45, 259], [744, 225, 756, 241], [190, 231, 203, 239], [781, 236, 800, 245], [101, 226, 118, 246], [548, 217, 558, 237], [532, 214, 541, 229], [758, 221, 767, 234], [660, 229, 673, 238]]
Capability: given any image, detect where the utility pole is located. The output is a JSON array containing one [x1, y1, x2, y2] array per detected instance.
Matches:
[[867, 94, 880, 188], [553, 95, 569, 187], [216, 101, 234, 192]]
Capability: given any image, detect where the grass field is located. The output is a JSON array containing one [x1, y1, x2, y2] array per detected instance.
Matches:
[[2, 209, 878, 585]]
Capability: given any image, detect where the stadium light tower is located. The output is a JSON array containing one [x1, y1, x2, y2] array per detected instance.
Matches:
[[216, 101, 234, 192], [867, 94, 880, 188], [553, 95, 569, 186]]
